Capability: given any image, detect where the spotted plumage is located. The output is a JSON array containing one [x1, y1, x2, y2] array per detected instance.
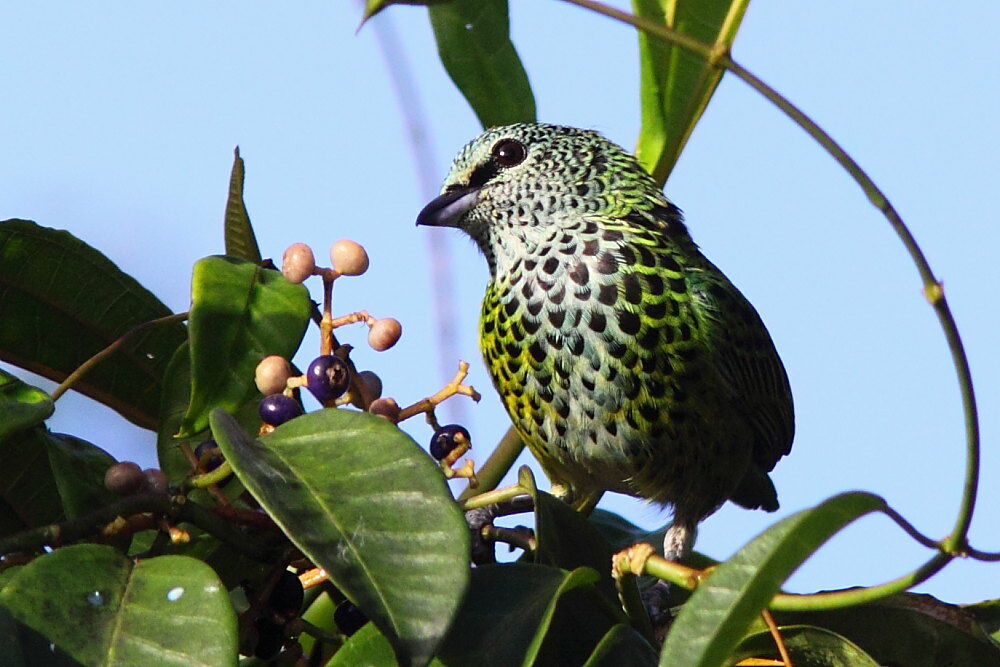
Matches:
[[417, 123, 793, 558]]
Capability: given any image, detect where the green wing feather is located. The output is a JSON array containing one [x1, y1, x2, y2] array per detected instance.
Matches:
[[687, 263, 794, 473]]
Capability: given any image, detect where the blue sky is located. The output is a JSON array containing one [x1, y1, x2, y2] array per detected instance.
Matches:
[[2, 2, 997, 604]]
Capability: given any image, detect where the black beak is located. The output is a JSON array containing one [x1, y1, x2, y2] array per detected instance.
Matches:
[[416, 186, 480, 228]]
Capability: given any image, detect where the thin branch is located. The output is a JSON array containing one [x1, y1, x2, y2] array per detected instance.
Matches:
[[965, 546, 1000, 562], [0, 493, 281, 562], [458, 426, 525, 501], [761, 609, 792, 667], [881, 504, 941, 551], [557, 0, 982, 602], [51, 312, 189, 401]]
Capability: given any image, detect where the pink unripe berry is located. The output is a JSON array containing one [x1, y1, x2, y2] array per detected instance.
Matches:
[[330, 240, 369, 276], [369, 397, 401, 422], [281, 243, 316, 284], [368, 318, 402, 352], [356, 370, 383, 401], [255, 355, 293, 395]]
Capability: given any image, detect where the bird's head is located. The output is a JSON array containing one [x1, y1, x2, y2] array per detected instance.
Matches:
[[416, 123, 672, 271]]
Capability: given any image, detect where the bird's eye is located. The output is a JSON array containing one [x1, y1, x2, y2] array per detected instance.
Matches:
[[491, 139, 527, 168]]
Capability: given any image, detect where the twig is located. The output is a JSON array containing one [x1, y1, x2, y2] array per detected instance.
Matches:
[[0, 493, 281, 562], [397, 360, 481, 421], [481, 525, 536, 553], [51, 312, 188, 401], [761, 609, 792, 667]]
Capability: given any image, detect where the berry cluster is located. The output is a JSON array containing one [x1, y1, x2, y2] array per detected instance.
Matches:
[[104, 462, 170, 496], [92, 235, 487, 662], [250, 239, 481, 490]]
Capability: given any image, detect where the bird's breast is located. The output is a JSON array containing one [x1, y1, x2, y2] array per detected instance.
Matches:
[[480, 236, 704, 490]]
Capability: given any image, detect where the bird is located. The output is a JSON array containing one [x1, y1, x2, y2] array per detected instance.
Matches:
[[416, 123, 793, 564]]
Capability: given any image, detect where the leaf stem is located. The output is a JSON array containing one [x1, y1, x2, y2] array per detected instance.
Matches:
[[51, 312, 188, 402], [557, 0, 981, 598]]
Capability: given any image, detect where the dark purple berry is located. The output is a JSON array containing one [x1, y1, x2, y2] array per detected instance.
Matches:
[[104, 462, 144, 495], [259, 394, 303, 426], [194, 440, 223, 472], [305, 355, 351, 403], [253, 616, 285, 659], [430, 424, 471, 461], [334, 601, 368, 636], [267, 571, 304, 621]]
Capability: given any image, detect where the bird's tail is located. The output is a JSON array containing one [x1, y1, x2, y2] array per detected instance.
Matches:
[[729, 467, 779, 512]]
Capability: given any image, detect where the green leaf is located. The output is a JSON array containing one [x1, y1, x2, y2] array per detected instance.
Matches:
[[179, 256, 309, 437], [44, 431, 116, 520], [327, 622, 410, 667], [582, 623, 658, 667], [965, 597, 1000, 644], [437, 563, 600, 666], [156, 342, 251, 507], [0, 220, 186, 429], [210, 408, 469, 667], [0, 605, 79, 667], [733, 625, 878, 666], [331, 565, 624, 667], [777, 594, 1000, 666], [0, 544, 237, 666], [157, 343, 198, 482], [660, 491, 887, 667], [223, 148, 262, 263], [0, 427, 114, 537], [632, 0, 750, 185], [428, 0, 536, 128], [0, 369, 53, 443], [518, 471, 619, 601], [0, 427, 64, 537]]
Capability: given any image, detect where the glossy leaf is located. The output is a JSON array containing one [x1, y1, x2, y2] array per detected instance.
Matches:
[[964, 597, 1000, 644], [0, 220, 186, 429], [157, 343, 198, 482], [733, 625, 878, 666], [179, 256, 309, 437], [0, 605, 79, 667], [210, 408, 468, 667], [43, 431, 116, 520], [518, 470, 618, 601], [223, 148, 262, 263], [0, 369, 53, 442], [428, 0, 536, 128], [156, 342, 251, 506], [0, 544, 237, 666], [660, 492, 887, 666], [437, 563, 600, 666], [777, 594, 1000, 666], [582, 623, 658, 667], [328, 623, 422, 667], [633, 0, 750, 184], [0, 424, 115, 536], [0, 427, 65, 537]]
